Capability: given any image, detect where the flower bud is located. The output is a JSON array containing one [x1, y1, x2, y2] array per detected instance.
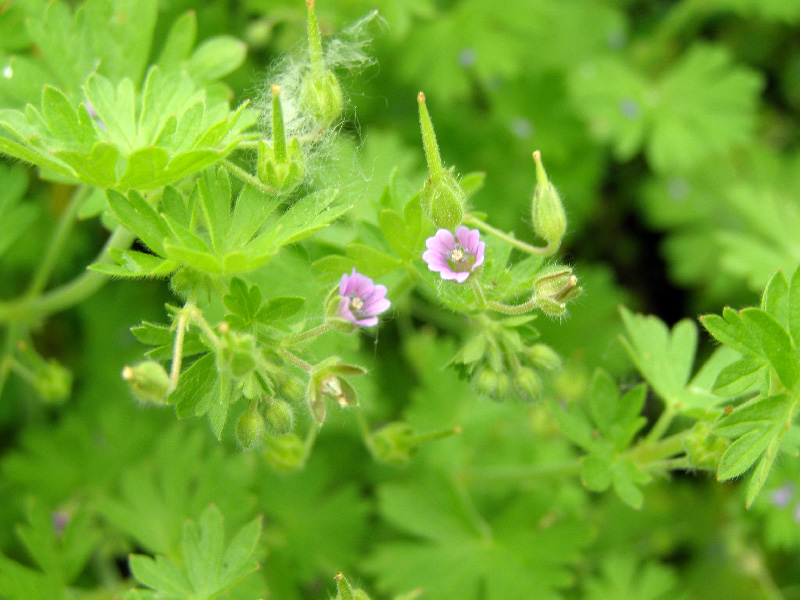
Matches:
[[535, 297, 568, 317], [494, 372, 512, 400], [531, 151, 567, 251], [514, 367, 542, 401], [475, 367, 499, 396], [684, 422, 729, 470], [34, 359, 73, 404], [216, 330, 259, 378], [263, 431, 305, 472], [525, 344, 561, 371], [418, 92, 465, 230], [301, 0, 343, 127], [122, 361, 173, 405], [236, 404, 266, 449], [258, 86, 305, 193], [265, 398, 294, 436], [280, 376, 306, 403]]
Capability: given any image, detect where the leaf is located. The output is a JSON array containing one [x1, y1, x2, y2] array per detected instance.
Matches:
[[107, 189, 169, 256], [170, 353, 216, 419], [620, 307, 719, 411], [740, 307, 798, 390], [89, 249, 178, 279], [129, 505, 261, 600], [711, 357, 765, 397], [584, 555, 680, 600], [187, 36, 248, 83], [346, 243, 402, 277], [156, 11, 198, 69]]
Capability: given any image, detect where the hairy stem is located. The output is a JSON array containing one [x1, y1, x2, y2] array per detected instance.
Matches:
[[464, 214, 554, 256], [283, 322, 332, 345], [279, 347, 313, 372], [222, 158, 277, 196]]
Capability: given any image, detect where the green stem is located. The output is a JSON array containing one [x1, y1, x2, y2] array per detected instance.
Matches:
[[464, 215, 553, 256], [27, 186, 90, 297], [0, 323, 22, 400], [170, 309, 191, 385], [644, 406, 676, 444], [278, 347, 313, 372], [283, 322, 332, 345], [0, 228, 136, 323], [627, 431, 687, 464], [469, 277, 486, 309], [222, 158, 277, 196], [6, 356, 37, 385], [302, 422, 319, 464], [356, 410, 376, 455], [486, 297, 538, 316], [187, 307, 219, 347], [467, 460, 582, 482]]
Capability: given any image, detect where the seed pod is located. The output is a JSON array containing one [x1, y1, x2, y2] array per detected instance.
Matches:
[[236, 404, 266, 450], [122, 361, 173, 404], [265, 398, 294, 436], [531, 151, 566, 251]]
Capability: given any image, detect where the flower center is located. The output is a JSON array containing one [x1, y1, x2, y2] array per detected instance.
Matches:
[[446, 244, 475, 272], [349, 295, 365, 317]]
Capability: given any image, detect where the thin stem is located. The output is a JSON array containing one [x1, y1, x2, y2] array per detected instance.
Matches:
[[0, 228, 136, 323], [644, 406, 676, 443], [27, 186, 90, 297], [464, 215, 553, 256], [278, 347, 313, 372], [627, 431, 687, 465], [170, 309, 191, 385], [187, 307, 219, 347], [467, 460, 582, 482], [355, 410, 376, 455], [222, 159, 277, 196], [0, 323, 22, 400], [469, 277, 486, 309], [486, 297, 538, 316], [302, 422, 319, 463], [6, 356, 37, 385], [283, 322, 332, 345]]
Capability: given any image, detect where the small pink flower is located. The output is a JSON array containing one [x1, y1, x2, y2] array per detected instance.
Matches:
[[337, 268, 391, 327], [422, 226, 485, 283]]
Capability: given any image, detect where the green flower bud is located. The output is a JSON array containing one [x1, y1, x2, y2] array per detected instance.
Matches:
[[301, 0, 343, 127], [418, 91, 465, 230], [684, 422, 729, 470], [257, 85, 306, 193], [265, 398, 294, 436], [475, 367, 499, 397], [280, 376, 306, 403], [531, 151, 567, 251], [34, 359, 73, 404], [236, 404, 266, 450], [535, 297, 568, 318], [263, 431, 306, 472], [494, 372, 512, 400], [526, 344, 562, 371], [122, 361, 173, 405], [514, 367, 542, 401], [216, 330, 259, 378]]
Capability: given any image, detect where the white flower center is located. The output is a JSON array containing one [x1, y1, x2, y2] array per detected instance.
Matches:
[[446, 244, 475, 272]]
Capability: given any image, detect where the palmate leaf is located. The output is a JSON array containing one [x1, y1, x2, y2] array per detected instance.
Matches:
[[583, 555, 683, 600], [128, 504, 261, 600], [620, 308, 721, 415], [365, 469, 590, 600]]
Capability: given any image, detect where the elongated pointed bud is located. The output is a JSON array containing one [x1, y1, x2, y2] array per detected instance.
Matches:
[[236, 403, 266, 449], [301, 0, 343, 127], [531, 151, 566, 251], [257, 85, 305, 193], [122, 361, 173, 404], [418, 92, 465, 230]]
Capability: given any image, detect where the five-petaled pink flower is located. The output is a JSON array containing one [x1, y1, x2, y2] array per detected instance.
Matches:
[[337, 268, 391, 327], [422, 226, 485, 283]]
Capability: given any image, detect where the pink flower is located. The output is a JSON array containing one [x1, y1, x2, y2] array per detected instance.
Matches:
[[337, 268, 391, 327], [422, 226, 485, 283]]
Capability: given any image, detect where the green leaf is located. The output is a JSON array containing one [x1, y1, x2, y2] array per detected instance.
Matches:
[[129, 505, 260, 599], [584, 555, 680, 600], [41, 85, 95, 150], [156, 11, 197, 69], [346, 243, 402, 277], [761, 269, 790, 328], [259, 297, 306, 322], [107, 189, 169, 256], [208, 373, 231, 440], [187, 36, 247, 83], [711, 357, 766, 397], [89, 249, 178, 279], [620, 307, 719, 411], [171, 353, 216, 419], [790, 266, 800, 347], [740, 308, 798, 390], [701, 307, 762, 356]]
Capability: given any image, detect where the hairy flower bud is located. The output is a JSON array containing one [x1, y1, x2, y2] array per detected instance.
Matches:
[[514, 367, 542, 401], [216, 330, 259, 378], [263, 432, 306, 472], [526, 344, 562, 371], [236, 404, 266, 450], [531, 151, 567, 251], [371, 422, 460, 466], [34, 359, 73, 404], [122, 361, 173, 404], [265, 398, 294, 436], [534, 266, 579, 302], [475, 367, 499, 396], [418, 92, 465, 230], [684, 422, 729, 470]]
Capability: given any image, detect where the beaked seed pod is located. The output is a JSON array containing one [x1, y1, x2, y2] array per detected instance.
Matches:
[[122, 361, 173, 404], [301, 0, 343, 127]]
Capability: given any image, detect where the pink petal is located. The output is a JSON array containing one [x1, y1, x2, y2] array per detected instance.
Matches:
[[473, 241, 485, 268], [453, 271, 471, 283], [337, 297, 356, 323], [354, 316, 379, 327]]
